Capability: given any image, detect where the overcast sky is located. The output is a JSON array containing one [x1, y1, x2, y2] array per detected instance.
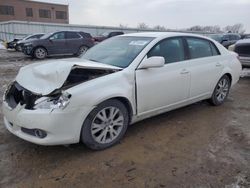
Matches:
[[35, 0, 250, 32]]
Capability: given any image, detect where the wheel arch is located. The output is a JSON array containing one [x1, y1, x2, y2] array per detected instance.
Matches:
[[93, 96, 134, 124], [79, 96, 134, 144], [224, 73, 232, 85]]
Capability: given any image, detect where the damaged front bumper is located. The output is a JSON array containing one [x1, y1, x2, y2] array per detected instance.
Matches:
[[2, 83, 93, 145]]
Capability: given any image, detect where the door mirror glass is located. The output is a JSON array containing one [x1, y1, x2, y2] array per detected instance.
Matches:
[[139, 56, 165, 69]]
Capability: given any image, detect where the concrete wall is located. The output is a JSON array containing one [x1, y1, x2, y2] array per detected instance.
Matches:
[[0, 0, 69, 24], [0, 21, 210, 41]]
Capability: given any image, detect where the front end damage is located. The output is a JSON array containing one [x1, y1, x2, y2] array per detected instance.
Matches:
[[2, 62, 120, 145], [5, 66, 117, 110]]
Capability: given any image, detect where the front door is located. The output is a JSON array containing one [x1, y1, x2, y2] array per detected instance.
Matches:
[[47, 32, 67, 55], [136, 37, 190, 115]]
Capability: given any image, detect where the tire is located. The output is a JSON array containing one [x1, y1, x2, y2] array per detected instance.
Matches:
[[77, 45, 88, 56], [209, 75, 231, 106], [15, 45, 22, 52], [81, 99, 129, 150], [33, 47, 47, 59]]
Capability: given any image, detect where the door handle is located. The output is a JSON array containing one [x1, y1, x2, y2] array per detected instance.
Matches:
[[180, 69, 189, 74], [215, 62, 222, 67]]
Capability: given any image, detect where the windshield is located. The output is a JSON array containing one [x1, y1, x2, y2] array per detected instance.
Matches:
[[82, 36, 154, 68], [40, 33, 53, 39]]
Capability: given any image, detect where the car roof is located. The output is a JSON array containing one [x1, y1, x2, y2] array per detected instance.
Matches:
[[123, 32, 210, 40], [236, 39, 250, 44]]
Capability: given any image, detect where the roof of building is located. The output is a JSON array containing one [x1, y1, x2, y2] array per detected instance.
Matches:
[[23, 0, 68, 6]]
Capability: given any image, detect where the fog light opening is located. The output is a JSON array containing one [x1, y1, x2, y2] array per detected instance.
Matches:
[[34, 129, 47, 138]]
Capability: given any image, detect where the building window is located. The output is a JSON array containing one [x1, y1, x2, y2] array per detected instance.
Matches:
[[26, 8, 33, 17], [39, 9, 51, 18], [0, 5, 14, 15], [56, 11, 67, 19]]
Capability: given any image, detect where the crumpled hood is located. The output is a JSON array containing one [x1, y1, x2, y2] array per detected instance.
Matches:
[[16, 58, 121, 95]]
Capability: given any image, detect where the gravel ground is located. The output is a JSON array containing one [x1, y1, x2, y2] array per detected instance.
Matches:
[[0, 49, 250, 188]]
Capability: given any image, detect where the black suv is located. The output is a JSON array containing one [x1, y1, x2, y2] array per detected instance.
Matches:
[[23, 31, 95, 59]]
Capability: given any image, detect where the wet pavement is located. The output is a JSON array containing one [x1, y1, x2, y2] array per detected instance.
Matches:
[[0, 49, 250, 188]]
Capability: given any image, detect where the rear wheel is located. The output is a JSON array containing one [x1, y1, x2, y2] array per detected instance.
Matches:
[[33, 47, 47, 59], [77, 46, 88, 56], [209, 75, 231, 106], [81, 99, 129, 150]]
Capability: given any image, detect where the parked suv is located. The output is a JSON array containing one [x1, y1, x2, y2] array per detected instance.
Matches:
[[23, 31, 95, 59], [208, 33, 241, 49], [93, 31, 124, 43]]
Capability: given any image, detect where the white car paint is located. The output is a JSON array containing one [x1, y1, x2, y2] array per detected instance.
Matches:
[[2, 32, 242, 146]]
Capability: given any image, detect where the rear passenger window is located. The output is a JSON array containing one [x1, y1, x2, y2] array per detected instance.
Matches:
[[148, 38, 185, 64], [186, 38, 213, 59], [67, 32, 81, 39]]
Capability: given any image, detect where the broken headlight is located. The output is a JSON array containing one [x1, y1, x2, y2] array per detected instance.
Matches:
[[34, 92, 71, 110]]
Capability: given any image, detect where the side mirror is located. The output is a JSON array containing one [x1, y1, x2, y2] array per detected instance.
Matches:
[[138, 56, 165, 69]]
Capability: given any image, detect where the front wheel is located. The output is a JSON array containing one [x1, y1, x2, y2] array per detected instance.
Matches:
[[209, 75, 231, 106], [33, 47, 47, 59], [81, 99, 129, 150]]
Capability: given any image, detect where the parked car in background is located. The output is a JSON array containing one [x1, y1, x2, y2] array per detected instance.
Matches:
[[93, 31, 124, 43], [15, 33, 44, 52], [208, 33, 241, 49], [233, 39, 250, 67], [6, 38, 22, 50], [3, 32, 241, 150], [241, 34, 250, 39], [22, 31, 95, 59]]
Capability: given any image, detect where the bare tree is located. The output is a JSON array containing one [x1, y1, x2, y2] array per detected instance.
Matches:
[[137, 23, 149, 29], [119, 24, 128, 28], [153, 25, 166, 31], [224, 23, 245, 34], [187, 25, 222, 33]]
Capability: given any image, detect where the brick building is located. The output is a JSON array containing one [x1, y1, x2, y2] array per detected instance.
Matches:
[[0, 0, 69, 24]]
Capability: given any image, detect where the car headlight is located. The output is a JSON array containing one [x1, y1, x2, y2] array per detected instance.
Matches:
[[34, 92, 71, 110]]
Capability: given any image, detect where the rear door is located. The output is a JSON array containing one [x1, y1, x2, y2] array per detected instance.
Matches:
[[185, 37, 223, 99], [66, 31, 83, 54], [47, 32, 67, 55], [136, 37, 191, 115]]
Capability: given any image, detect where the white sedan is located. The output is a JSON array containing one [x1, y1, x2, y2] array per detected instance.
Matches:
[[2, 32, 242, 150]]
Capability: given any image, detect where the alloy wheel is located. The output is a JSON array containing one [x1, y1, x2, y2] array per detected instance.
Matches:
[[91, 107, 124, 144], [79, 46, 88, 55], [35, 48, 46, 59], [215, 77, 230, 102]]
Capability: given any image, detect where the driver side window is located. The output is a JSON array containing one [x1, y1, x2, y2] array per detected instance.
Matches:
[[148, 38, 185, 64], [50, 32, 65, 40]]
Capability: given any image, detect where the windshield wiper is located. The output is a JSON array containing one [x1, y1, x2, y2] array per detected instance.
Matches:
[[88, 59, 99, 63]]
